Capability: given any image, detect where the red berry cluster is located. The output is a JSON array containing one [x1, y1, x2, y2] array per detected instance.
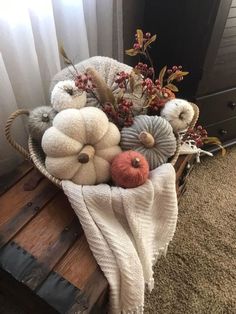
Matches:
[[134, 62, 154, 78], [115, 71, 130, 88], [133, 32, 152, 50], [142, 78, 175, 111], [102, 99, 134, 129], [167, 65, 184, 82], [186, 125, 208, 147], [75, 72, 96, 92]]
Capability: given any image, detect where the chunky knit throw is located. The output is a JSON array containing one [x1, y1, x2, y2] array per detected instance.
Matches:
[[62, 163, 178, 313]]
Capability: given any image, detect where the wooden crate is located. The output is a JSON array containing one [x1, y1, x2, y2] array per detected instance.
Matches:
[[0, 155, 194, 313]]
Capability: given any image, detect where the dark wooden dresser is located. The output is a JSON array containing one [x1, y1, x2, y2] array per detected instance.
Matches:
[[143, 0, 236, 147], [0, 155, 194, 313]]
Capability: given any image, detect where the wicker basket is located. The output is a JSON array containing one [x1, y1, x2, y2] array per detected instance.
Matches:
[[4, 103, 199, 188]]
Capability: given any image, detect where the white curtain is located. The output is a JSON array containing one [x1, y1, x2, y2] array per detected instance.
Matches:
[[0, 0, 123, 175]]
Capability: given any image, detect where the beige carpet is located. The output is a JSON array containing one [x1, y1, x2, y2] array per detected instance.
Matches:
[[144, 146, 236, 314]]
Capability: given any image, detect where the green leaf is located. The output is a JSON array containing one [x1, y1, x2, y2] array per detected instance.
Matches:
[[144, 34, 157, 50], [125, 48, 139, 56], [165, 83, 179, 92], [136, 29, 143, 46], [158, 66, 167, 88]]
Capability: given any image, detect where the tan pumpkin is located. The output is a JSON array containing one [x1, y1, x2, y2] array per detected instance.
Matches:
[[41, 107, 121, 185]]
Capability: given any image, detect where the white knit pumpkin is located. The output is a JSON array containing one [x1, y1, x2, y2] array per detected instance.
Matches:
[[51, 80, 86, 112], [121, 115, 176, 170], [42, 107, 121, 185], [161, 98, 194, 132]]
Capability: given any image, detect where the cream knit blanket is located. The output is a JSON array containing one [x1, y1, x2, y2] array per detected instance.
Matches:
[[62, 163, 178, 314]]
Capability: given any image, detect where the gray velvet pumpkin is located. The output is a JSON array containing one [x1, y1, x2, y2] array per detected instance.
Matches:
[[121, 115, 177, 170], [28, 106, 57, 141]]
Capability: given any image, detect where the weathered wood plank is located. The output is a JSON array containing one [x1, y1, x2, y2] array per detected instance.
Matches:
[[22, 218, 83, 290], [0, 174, 56, 229], [13, 193, 76, 258], [0, 161, 32, 196], [0, 182, 58, 248], [54, 234, 98, 289]]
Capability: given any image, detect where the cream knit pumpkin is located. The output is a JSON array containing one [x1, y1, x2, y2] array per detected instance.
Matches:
[[51, 80, 87, 112], [161, 98, 194, 132], [121, 115, 176, 170], [41, 107, 121, 185]]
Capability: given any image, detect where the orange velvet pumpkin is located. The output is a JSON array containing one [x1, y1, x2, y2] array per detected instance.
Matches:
[[111, 150, 149, 188]]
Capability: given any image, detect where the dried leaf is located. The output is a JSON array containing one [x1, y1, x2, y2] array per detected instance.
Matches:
[[116, 89, 124, 104], [144, 95, 157, 108], [125, 48, 139, 56], [158, 66, 167, 87], [144, 34, 157, 50], [179, 71, 189, 76], [136, 29, 143, 46], [59, 45, 72, 65], [167, 70, 189, 83], [203, 137, 226, 156], [129, 70, 136, 92], [133, 68, 141, 75], [165, 83, 179, 92], [167, 72, 178, 83]]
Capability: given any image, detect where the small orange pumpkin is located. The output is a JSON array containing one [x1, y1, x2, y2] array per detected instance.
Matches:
[[111, 150, 149, 188]]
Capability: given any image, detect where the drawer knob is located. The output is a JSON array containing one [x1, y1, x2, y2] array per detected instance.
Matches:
[[219, 129, 227, 135], [228, 101, 236, 110]]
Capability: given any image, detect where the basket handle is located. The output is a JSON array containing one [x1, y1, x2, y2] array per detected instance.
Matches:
[[5, 109, 30, 160]]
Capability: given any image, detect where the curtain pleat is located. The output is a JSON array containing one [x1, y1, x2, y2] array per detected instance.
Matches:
[[0, 0, 123, 175]]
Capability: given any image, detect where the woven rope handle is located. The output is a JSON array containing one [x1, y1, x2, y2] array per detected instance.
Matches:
[[5, 109, 30, 160]]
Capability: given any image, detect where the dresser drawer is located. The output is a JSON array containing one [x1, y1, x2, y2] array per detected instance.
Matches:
[[197, 88, 236, 125], [206, 117, 236, 142]]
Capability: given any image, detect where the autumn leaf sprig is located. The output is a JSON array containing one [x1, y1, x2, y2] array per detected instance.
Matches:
[[125, 29, 189, 93]]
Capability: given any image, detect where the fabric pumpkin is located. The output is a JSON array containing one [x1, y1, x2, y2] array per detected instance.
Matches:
[[51, 80, 87, 112], [121, 115, 176, 170], [161, 98, 194, 132], [28, 106, 57, 141], [41, 107, 121, 185], [111, 150, 149, 188]]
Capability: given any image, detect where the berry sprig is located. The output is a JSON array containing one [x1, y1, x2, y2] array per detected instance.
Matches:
[[115, 71, 130, 89], [185, 125, 208, 147], [102, 99, 134, 129], [134, 62, 154, 78], [75, 72, 101, 104], [126, 30, 157, 81]]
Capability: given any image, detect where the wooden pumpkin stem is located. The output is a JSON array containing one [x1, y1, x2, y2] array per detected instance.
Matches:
[[139, 131, 155, 148], [78, 145, 95, 163], [42, 113, 49, 122], [131, 157, 140, 168]]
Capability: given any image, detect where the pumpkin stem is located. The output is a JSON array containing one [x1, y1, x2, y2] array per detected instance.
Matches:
[[139, 131, 155, 148], [42, 113, 49, 122], [78, 145, 95, 163], [131, 157, 140, 168]]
